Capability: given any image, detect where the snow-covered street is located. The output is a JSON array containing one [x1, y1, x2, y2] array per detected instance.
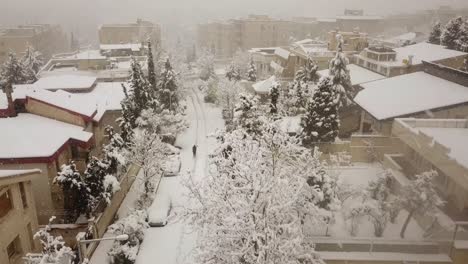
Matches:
[[135, 87, 224, 264]]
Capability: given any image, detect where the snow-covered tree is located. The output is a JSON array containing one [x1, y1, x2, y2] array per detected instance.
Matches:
[[54, 161, 90, 222], [217, 78, 242, 118], [329, 34, 353, 107], [301, 77, 339, 145], [84, 156, 108, 205], [146, 40, 157, 94], [246, 57, 257, 82], [197, 48, 215, 81], [456, 20, 468, 52], [183, 126, 329, 264], [297, 55, 318, 83], [428, 21, 442, 45], [232, 49, 250, 78], [129, 130, 168, 208], [398, 171, 444, 238], [441, 16, 465, 50], [225, 63, 241, 81], [26, 216, 75, 264], [21, 46, 43, 83], [108, 210, 148, 264], [102, 126, 128, 174], [138, 108, 188, 138], [233, 93, 265, 137], [283, 71, 313, 115], [159, 59, 179, 111], [269, 80, 280, 114], [0, 52, 28, 116]]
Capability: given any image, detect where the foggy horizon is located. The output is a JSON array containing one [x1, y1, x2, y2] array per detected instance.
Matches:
[[1, 0, 467, 27]]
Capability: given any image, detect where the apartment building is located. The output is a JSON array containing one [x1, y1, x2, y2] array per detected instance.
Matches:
[[0, 24, 68, 64], [0, 72, 126, 224], [0, 169, 40, 264], [98, 19, 161, 46], [354, 42, 467, 77], [197, 15, 319, 59]]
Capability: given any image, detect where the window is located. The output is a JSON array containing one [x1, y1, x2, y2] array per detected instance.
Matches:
[[0, 189, 13, 218], [19, 182, 28, 209], [7, 236, 22, 260]]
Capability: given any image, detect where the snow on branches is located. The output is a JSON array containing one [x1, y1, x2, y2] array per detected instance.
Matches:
[[26, 216, 75, 264], [300, 76, 340, 145], [183, 124, 334, 264]]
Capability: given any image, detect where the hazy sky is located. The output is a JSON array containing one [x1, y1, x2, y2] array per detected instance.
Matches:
[[1, 0, 466, 26]]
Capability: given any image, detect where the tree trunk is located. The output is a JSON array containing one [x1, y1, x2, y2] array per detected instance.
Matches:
[[5, 83, 17, 117], [400, 210, 414, 238]]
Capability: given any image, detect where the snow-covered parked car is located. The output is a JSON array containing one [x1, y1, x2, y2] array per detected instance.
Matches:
[[162, 154, 181, 177], [147, 195, 172, 227]]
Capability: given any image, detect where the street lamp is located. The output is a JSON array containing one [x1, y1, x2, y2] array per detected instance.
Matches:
[[77, 234, 129, 263]]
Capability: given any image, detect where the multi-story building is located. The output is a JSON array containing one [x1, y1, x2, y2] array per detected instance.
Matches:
[[335, 9, 384, 34], [98, 19, 161, 46], [0, 24, 68, 64], [354, 42, 467, 77], [0, 169, 40, 264], [197, 15, 319, 59]]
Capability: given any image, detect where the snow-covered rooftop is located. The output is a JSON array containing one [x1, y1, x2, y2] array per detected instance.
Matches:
[[318, 251, 450, 262], [27, 89, 98, 118], [252, 75, 276, 94], [336, 15, 383, 20], [100, 43, 142, 52], [278, 116, 301, 134], [71, 82, 126, 121], [0, 114, 93, 159], [355, 72, 468, 120], [61, 50, 106, 60], [318, 64, 385, 86], [0, 169, 41, 179], [32, 73, 97, 91], [274, 47, 290, 60]]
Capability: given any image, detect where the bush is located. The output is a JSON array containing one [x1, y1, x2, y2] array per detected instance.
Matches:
[[108, 211, 148, 264]]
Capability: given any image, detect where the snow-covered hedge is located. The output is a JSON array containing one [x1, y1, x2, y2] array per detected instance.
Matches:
[[107, 210, 148, 264]]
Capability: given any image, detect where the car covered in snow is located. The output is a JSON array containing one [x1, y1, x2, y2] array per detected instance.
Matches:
[[162, 154, 182, 177], [147, 195, 172, 227]]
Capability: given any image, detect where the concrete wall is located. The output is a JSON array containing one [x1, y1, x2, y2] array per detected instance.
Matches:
[[26, 99, 87, 128], [0, 179, 40, 264]]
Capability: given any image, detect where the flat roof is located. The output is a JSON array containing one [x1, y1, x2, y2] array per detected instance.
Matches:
[[318, 64, 385, 86], [355, 72, 468, 120], [336, 15, 383, 20], [0, 114, 93, 159], [33, 73, 97, 91], [100, 43, 142, 52]]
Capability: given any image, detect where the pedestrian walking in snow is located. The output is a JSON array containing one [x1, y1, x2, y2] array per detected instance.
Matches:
[[192, 144, 197, 157]]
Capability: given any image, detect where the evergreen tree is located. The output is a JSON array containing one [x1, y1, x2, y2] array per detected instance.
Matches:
[[428, 21, 442, 45], [246, 57, 257, 82], [21, 46, 43, 83], [234, 94, 264, 136], [297, 55, 318, 83], [441, 16, 464, 50], [54, 161, 90, 222], [84, 157, 107, 204], [118, 57, 153, 142], [0, 52, 28, 116], [225, 63, 241, 81], [159, 59, 179, 111], [301, 77, 339, 145], [269, 80, 280, 114], [329, 34, 353, 107], [102, 126, 127, 174], [146, 40, 157, 93], [118, 84, 137, 143], [457, 21, 468, 52]]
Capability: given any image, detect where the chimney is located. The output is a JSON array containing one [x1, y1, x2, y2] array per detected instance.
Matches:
[[408, 55, 414, 66]]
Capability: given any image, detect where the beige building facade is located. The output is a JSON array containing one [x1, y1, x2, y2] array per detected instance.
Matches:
[[99, 19, 161, 46], [0, 169, 40, 264], [0, 24, 68, 64]]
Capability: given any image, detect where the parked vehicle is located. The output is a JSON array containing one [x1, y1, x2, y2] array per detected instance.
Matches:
[[147, 195, 171, 227]]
